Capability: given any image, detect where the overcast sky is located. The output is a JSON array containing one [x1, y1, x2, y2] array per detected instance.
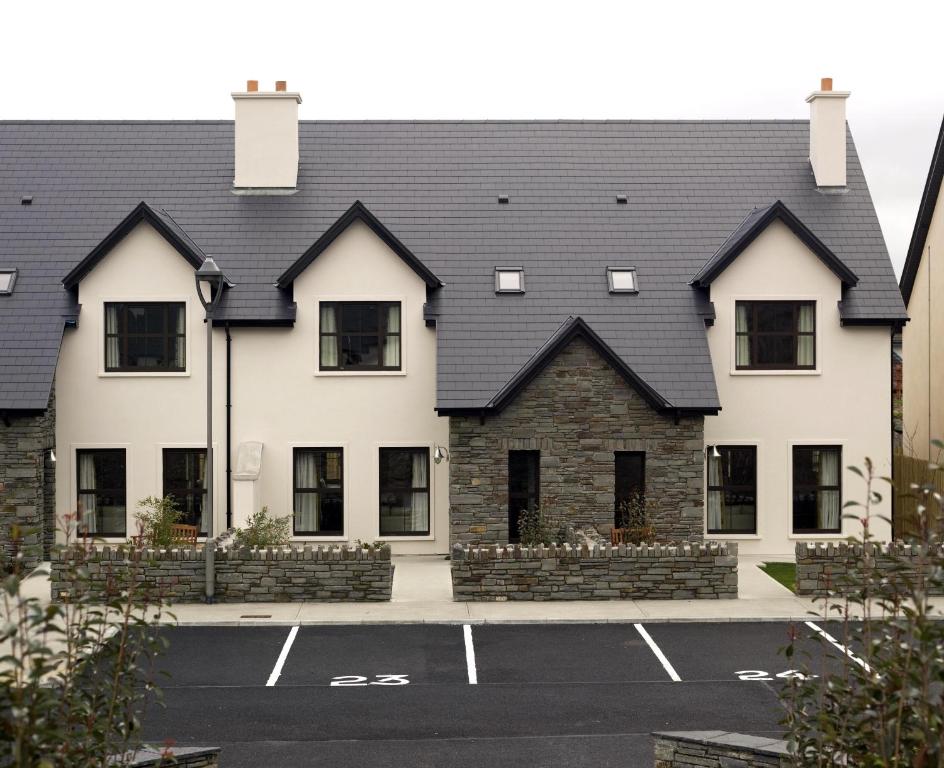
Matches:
[[4, 0, 942, 275]]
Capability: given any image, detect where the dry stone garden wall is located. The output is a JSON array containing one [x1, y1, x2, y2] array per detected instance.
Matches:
[[451, 541, 737, 601], [51, 544, 393, 602], [653, 732, 790, 767], [795, 541, 944, 596]]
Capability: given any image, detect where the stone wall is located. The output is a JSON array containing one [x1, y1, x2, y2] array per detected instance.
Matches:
[[449, 336, 705, 547], [451, 541, 737, 601], [121, 746, 221, 767], [653, 732, 790, 767], [0, 385, 55, 571], [796, 541, 944, 596], [51, 544, 393, 602]]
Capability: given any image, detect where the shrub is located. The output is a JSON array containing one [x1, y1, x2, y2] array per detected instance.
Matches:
[[615, 493, 656, 544], [233, 506, 291, 548], [132, 495, 182, 548], [516, 507, 563, 546], [780, 454, 944, 766]]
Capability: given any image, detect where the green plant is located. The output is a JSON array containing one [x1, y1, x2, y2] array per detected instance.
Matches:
[[615, 493, 656, 544], [0, 516, 170, 766], [516, 507, 562, 546], [132, 495, 182, 548], [780, 453, 944, 766], [233, 506, 291, 548], [354, 539, 386, 550]]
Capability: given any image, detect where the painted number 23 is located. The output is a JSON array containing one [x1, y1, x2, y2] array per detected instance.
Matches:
[[330, 674, 410, 686], [735, 670, 815, 681]]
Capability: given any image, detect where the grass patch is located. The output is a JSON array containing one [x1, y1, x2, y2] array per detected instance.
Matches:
[[760, 561, 796, 593]]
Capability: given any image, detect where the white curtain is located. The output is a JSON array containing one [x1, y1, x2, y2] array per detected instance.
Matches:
[[175, 305, 186, 369], [198, 452, 209, 533], [320, 305, 338, 367], [707, 451, 723, 530], [818, 449, 841, 530], [735, 304, 750, 367], [411, 450, 429, 531], [105, 305, 119, 369], [79, 453, 98, 533], [797, 304, 815, 367], [294, 451, 319, 532], [383, 305, 401, 367]]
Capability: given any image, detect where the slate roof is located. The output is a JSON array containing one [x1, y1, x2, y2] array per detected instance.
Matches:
[[0, 120, 906, 412]]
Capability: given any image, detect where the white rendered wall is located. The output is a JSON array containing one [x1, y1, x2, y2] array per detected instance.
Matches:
[[704, 220, 892, 555]]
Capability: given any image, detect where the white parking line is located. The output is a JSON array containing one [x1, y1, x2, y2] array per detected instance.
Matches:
[[634, 624, 682, 682], [266, 625, 299, 687], [804, 621, 871, 673], [463, 624, 478, 685]]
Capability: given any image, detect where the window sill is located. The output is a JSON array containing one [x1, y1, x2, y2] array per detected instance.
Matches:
[[706, 533, 762, 539], [291, 536, 348, 543], [315, 370, 406, 378], [99, 371, 190, 378], [728, 369, 821, 377], [788, 533, 845, 539], [379, 534, 434, 541]]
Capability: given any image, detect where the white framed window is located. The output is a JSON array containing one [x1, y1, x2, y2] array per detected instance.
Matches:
[[607, 267, 637, 293], [495, 267, 524, 293], [0, 269, 17, 295]]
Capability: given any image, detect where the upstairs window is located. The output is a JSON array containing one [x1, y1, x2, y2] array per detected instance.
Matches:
[[104, 302, 186, 372], [0, 269, 17, 295], [319, 301, 401, 371], [495, 267, 524, 293], [735, 300, 815, 370], [607, 267, 638, 293]]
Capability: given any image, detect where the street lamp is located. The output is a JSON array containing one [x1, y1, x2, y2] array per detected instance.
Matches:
[[195, 257, 226, 604]]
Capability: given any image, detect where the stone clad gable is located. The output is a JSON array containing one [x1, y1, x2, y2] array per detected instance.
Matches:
[[449, 336, 705, 545]]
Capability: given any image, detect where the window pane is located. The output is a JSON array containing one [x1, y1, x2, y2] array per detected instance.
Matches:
[[755, 335, 794, 366], [497, 270, 521, 291], [0, 272, 14, 293], [77, 449, 126, 536], [163, 449, 207, 532], [707, 446, 756, 533], [610, 270, 636, 291], [753, 303, 794, 333], [341, 303, 379, 334], [293, 449, 343, 535], [735, 301, 814, 370], [508, 450, 540, 542], [340, 334, 380, 367], [792, 446, 841, 532], [615, 452, 645, 526], [379, 448, 430, 536], [105, 302, 185, 372]]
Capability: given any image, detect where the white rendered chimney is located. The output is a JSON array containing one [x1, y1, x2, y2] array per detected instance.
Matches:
[[232, 80, 302, 193], [805, 77, 850, 190]]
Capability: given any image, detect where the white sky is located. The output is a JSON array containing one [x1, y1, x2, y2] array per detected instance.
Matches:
[[4, 0, 943, 275]]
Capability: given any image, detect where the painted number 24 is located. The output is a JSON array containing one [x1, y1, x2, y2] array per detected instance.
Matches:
[[736, 670, 816, 681], [330, 674, 410, 686]]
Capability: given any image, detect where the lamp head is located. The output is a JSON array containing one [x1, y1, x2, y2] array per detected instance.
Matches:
[[195, 257, 226, 312], [433, 445, 450, 465]]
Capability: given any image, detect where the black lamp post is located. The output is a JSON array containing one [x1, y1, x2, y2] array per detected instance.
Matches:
[[195, 256, 226, 603]]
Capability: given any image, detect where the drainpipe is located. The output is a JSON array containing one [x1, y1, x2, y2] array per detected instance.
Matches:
[[225, 324, 232, 530]]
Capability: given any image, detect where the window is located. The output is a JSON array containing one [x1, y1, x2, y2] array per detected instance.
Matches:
[[379, 448, 430, 536], [793, 446, 841, 533], [104, 302, 186, 372], [607, 267, 638, 293], [0, 269, 17, 295], [735, 301, 815, 370], [76, 449, 126, 536], [162, 448, 207, 534], [508, 450, 540, 543], [495, 267, 524, 293], [319, 302, 401, 371], [293, 448, 344, 536], [707, 446, 757, 534], [614, 452, 645, 527]]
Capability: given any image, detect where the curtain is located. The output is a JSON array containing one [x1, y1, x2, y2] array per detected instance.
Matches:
[[198, 452, 209, 534], [797, 304, 815, 366], [79, 453, 98, 534], [411, 450, 429, 532], [294, 451, 319, 532], [707, 451, 723, 530], [105, 305, 119, 369], [320, 305, 338, 367], [735, 304, 750, 367], [817, 449, 841, 530], [175, 305, 186, 369], [383, 304, 401, 367]]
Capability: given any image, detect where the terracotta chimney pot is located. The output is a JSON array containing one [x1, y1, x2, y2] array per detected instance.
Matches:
[[820, 77, 833, 92], [275, 80, 287, 92], [246, 80, 259, 92]]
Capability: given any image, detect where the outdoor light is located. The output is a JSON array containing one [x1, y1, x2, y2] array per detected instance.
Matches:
[[49, 448, 56, 463], [194, 256, 227, 603], [433, 445, 450, 465], [709, 445, 721, 459]]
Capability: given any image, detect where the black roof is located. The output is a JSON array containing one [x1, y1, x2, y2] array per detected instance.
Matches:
[[0, 120, 906, 411], [900, 115, 944, 306]]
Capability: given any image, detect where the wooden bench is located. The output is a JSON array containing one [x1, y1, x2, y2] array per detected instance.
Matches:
[[611, 528, 629, 545], [131, 523, 200, 547]]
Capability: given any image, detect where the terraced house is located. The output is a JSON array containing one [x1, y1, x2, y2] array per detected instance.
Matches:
[[0, 78, 905, 565]]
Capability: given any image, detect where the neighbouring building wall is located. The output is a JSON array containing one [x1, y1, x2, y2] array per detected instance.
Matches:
[[449, 336, 705, 546], [705, 219, 892, 556], [903, 194, 944, 460]]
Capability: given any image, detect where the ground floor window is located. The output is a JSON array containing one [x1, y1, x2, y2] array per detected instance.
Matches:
[[379, 448, 430, 536], [792, 445, 841, 533], [508, 450, 540, 543], [614, 451, 645, 528], [293, 448, 344, 535], [162, 448, 207, 534], [707, 445, 757, 534], [76, 448, 126, 536]]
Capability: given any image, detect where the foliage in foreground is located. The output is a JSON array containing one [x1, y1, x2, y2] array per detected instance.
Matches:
[[133, 495, 183, 548], [780, 453, 944, 767], [232, 506, 292, 548], [0, 517, 170, 767]]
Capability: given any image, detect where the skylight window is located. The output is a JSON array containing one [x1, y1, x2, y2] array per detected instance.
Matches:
[[495, 267, 524, 294], [607, 267, 637, 294], [0, 269, 17, 295]]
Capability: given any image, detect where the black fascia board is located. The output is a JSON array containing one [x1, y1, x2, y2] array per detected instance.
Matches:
[[276, 200, 443, 289], [62, 201, 207, 289], [900, 115, 944, 305], [691, 200, 859, 288]]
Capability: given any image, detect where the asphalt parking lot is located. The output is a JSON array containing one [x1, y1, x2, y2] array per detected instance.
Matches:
[[143, 621, 855, 768]]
